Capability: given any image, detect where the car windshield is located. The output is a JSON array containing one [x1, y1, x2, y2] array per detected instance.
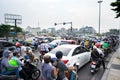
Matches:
[[50, 46, 72, 56], [60, 41, 69, 45], [50, 40, 60, 43]]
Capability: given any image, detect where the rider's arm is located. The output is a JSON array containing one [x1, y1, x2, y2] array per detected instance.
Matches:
[[16, 58, 24, 66]]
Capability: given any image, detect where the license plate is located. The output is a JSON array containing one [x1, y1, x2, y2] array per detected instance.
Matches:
[[91, 65, 96, 68], [91, 70, 94, 72]]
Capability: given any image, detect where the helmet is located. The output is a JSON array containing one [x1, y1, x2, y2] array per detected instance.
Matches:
[[15, 42, 20, 47], [93, 46, 97, 50], [43, 55, 51, 63], [95, 43, 100, 48], [50, 57, 57, 63], [13, 52, 18, 56], [56, 51, 63, 59]]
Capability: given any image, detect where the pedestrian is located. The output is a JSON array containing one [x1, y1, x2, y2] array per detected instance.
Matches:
[[55, 51, 75, 80], [50, 57, 59, 80], [41, 55, 53, 80]]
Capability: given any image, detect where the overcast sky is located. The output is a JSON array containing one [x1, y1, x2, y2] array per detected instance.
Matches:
[[0, 0, 120, 33]]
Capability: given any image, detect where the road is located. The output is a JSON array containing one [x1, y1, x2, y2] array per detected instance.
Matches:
[[34, 49, 114, 80], [77, 52, 113, 80]]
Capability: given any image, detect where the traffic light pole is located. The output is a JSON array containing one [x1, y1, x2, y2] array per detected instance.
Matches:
[[54, 22, 72, 33]]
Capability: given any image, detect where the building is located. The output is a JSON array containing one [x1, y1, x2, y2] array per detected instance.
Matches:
[[25, 26, 41, 36], [79, 26, 96, 35]]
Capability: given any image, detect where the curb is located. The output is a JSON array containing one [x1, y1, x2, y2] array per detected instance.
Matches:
[[101, 50, 117, 80]]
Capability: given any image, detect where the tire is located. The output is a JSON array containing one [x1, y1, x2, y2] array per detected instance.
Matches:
[[31, 69, 40, 80], [33, 58, 39, 65]]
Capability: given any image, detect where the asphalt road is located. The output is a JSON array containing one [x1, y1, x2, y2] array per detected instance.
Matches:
[[77, 51, 114, 80], [34, 50, 114, 80]]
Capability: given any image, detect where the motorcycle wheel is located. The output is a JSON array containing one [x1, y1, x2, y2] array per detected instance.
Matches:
[[90, 69, 95, 75], [33, 58, 39, 65], [31, 69, 40, 80]]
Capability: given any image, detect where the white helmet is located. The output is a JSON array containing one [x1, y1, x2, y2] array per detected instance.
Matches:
[[93, 46, 97, 49]]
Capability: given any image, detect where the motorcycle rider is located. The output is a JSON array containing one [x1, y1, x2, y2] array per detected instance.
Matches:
[[91, 46, 106, 69], [15, 42, 21, 57], [95, 43, 106, 69], [38, 40, 51, 61], [0, 50, 19, 80], [9, 51, 28, 80]]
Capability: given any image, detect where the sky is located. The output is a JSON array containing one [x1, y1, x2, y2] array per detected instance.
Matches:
[[0, 0, 120, 33]]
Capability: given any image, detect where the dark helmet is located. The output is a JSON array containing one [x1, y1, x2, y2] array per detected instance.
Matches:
[[43, 55, 51, 63], [56, 51, 63, 59], [50, 57, 57, 63], [13, 51, 18, 56]]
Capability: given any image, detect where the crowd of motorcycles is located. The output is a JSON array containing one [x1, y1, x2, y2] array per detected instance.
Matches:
[[0, 43, 41, 80], [0, 35, 119, 80], [89, 37, 119, 74]]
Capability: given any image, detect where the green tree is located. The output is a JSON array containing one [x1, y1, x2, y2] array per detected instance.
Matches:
[[0, 24, 10, 37], [109, 29, 119, 35], [0, 24, 23, 37], [111, 0, 120, 18]]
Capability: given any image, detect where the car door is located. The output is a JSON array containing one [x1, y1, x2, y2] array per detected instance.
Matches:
[[79, 46, 91, 64], [71, 47, 86, 68]]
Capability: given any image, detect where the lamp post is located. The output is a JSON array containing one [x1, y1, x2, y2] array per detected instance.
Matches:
[[98, 0, 103, 34]]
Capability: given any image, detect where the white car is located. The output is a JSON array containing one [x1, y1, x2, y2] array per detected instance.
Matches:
[[45, 44, 91, 70]]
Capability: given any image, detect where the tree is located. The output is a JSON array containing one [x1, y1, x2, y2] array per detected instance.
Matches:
[[109, 29, 119, 35], [0, 24, 11, 37], [0, 24, 23, 37], [111, 0, 120, 18]]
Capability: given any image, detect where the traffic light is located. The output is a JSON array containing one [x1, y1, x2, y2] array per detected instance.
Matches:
[[54, 23, 57, 26], [71, 27, 72, 32], [63, 22, 66, 25]]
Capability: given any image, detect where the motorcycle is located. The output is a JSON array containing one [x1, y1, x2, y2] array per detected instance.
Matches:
[[21, 59, 41, 80], [90, 59, 101, 74], [0, 59, 41, 80]]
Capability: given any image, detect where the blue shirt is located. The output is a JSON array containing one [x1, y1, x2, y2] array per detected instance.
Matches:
[[41, 63, 53, 80]]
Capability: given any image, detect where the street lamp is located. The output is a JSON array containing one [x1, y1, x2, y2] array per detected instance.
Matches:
[[98, 0, 103, 34]]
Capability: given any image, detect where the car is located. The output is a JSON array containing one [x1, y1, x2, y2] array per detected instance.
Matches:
[[45, 44, 91, 70], [49, 39, 76, 48], [62, 40, 77, 44], [0, 41, 15, 58], [37, 37, 54, 43]]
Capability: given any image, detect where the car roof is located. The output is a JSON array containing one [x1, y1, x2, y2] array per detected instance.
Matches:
[[58, 44, 80, 48], [0, 40, 8, 42]]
